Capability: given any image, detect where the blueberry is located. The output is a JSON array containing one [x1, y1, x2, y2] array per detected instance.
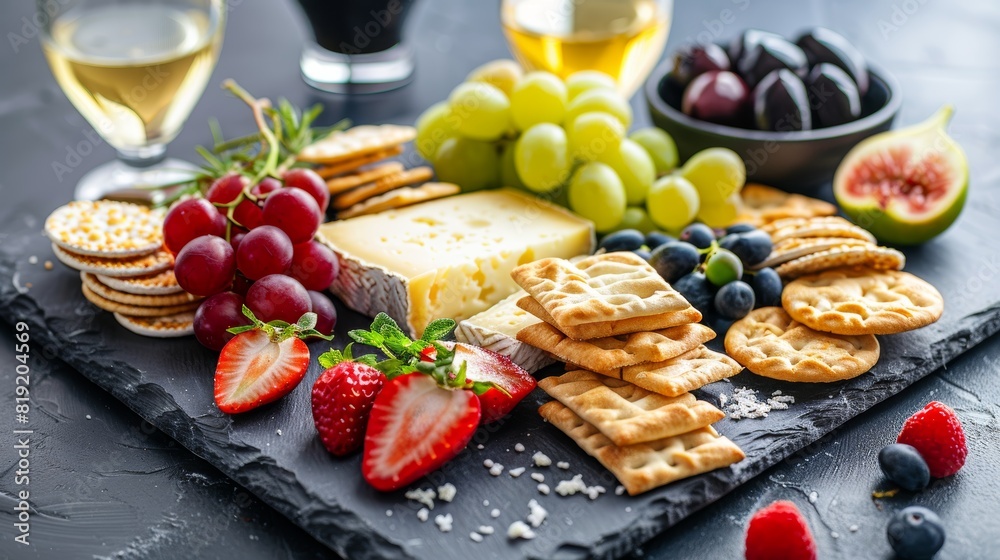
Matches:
[[633, 249, 652, 262], [726, 223, 757, 235], [672, 272, 715, 315], [718, 230, 773, 267], [649, 241, 700, 284], [714, 280, 755, 319], [750, 267, 783, 308], [598, 229, 645, 253], [879, 444, 930, 492], [680, 223, 716, 249], [887, 506, 945, 560], [645, 231, 675, 251]]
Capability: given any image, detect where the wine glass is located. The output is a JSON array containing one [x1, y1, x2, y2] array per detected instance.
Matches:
[[501, 0, 672, 98], [295, 0, 418, 94], [39, 0, 226, 201]]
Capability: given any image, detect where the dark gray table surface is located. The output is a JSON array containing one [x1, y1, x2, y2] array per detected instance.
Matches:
[[1, 0, 998, 558]]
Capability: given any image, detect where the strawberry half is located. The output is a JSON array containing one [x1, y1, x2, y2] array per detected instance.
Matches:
[[362, 373, 480, 491], [312, 360, 385, 456], [214, 306, 331, 414], [452, 343, 536, 424]]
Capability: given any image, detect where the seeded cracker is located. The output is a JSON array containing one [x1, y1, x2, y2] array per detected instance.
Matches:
[[51, 244, 173, 278], [114, 312, 195, 338], [96, 269, 184, 296], [81, 284, 200, 317], [80, 272, 201, 307], [44, 200, 164, 257]]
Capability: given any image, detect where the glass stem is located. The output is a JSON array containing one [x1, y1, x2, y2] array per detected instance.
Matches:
[[116, 144, 168, 168]]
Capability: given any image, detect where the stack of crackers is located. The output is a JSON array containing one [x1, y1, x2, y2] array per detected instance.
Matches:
[[44, 201, 201, 338], [297, 124, 459, 219], [509, 252, 746, 495]]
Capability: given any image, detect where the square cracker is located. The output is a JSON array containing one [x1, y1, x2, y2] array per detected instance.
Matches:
[[583, 346, 744, 397], [511, 253, 699, 336], [517, 295, 701, 341], [539, 400, 745, 495], [517, 321, 715, 371], [298, 124, 416, 164], [336, 182, 459, 219], [537, 370, 725, 446]]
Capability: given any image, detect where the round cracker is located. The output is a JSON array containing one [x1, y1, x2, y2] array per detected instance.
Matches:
[[81, 284, 200, 317], [725, 307, 879, 382], [96, 269, 184, 295], [52, 244, 173, 278], [782, 268, 944, 335], [81, 273, 201, 307], [115, 312, 195, 338], [45, 200, 164, 257], [762, 216, 877, 244]]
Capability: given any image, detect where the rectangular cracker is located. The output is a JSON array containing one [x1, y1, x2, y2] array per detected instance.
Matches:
[[326, 162, 405, 195], [517, 295, 700, 340], [333, 166, 434, 210], [538, 370, 724, 446], [517, 321, 715, 371], [336, 182, 459, 219], [511, 253, 699, 336], [315, 146, 404, 178], [298, 124, 416, 164], [582, 346, 743, 397], [539, 401, 745, 495]]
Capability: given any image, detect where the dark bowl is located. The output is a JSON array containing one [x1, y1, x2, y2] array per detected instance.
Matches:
[[644, 61, 902, 193]]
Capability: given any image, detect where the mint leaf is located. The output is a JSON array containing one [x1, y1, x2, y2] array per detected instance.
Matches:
[[371, 313, 401, 336], [317, 349, 345, 369], [296, 312, 318, 331], [226, 324, 257, 335], [349, 329, 384, 348], [421, 318, 457, 342]]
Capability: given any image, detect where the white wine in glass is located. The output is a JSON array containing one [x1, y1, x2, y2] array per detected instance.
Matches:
[[40, 0, 225, 200], [501, 0, 671, 97]]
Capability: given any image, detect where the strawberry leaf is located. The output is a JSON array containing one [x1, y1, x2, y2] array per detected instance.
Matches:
[[296, 312, 318, 331], [420, 318, 456, 342]]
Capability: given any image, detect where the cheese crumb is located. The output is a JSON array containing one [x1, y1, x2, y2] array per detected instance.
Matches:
[[849, 524, 859, 532], [405, 488, 436, 509], [437, 483, 457, 503], [615, 485, 625, 496], [509, 467, 526, 478], [537, 483, 550, 495], [514, 443, 525, 453], [507, 521, 536, 540], [417, 508, 429, 522], [625, 507, 632, 513], [28, 256, 37, 265], [483, 459, 494, 468], [721, 386, 796, 420], [556, 461, 570, 470], [434, 514, 453, 533], [490, 508, 501, 518], [385, 509, 393, 517], [527, 499, 547, 528], [478, 525, 494, 535], [554, 474, 606, 499], [483, 499, 490, 507], [477, 444, 484, 449], [489, 463, 504, 476], [530, 473, 545, 483], [532, 451, 552, 467], [276, 429, 282, 436], [470, 532, 483, 543], [809, 491, 818, 503]]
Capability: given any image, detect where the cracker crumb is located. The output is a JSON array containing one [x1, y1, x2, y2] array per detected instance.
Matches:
[[434, 513, 453, 533], [509, 467, 526, 478], [44, 261, 54, 270], [514, 443, 525, 453], [532, 451, 552, 467]]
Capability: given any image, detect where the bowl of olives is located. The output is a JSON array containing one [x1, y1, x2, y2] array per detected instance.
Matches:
[[645, 27, 901, 191]]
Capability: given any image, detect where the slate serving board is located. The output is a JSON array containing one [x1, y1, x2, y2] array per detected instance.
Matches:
[[2, 191, 998, 559]]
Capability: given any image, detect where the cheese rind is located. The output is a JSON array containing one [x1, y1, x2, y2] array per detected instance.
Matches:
[[456, 291, 555, 373], [319, 189, 595, 336]]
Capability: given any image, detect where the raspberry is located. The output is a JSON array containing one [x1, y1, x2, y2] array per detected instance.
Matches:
[[745, 500, 817, 560], [897, 401, 967, 478]]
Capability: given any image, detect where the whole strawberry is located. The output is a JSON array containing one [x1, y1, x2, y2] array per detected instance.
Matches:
[[897, 401, 967, 478], [745, 500, 817, 560], [312, 347, 386, 456]]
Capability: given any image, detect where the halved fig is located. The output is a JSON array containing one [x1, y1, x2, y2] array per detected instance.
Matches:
[[834, 106, 968, 245]]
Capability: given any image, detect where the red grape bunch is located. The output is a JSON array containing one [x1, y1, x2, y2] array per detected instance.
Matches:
[[164, 168, 341, 351]]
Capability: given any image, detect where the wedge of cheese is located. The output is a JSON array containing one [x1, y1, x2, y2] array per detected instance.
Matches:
[[318, 188, 595, 336], [456, 291, 555, 373]]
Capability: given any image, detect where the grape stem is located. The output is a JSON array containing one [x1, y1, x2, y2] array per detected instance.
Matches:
[[222, 80, 280, 184]]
